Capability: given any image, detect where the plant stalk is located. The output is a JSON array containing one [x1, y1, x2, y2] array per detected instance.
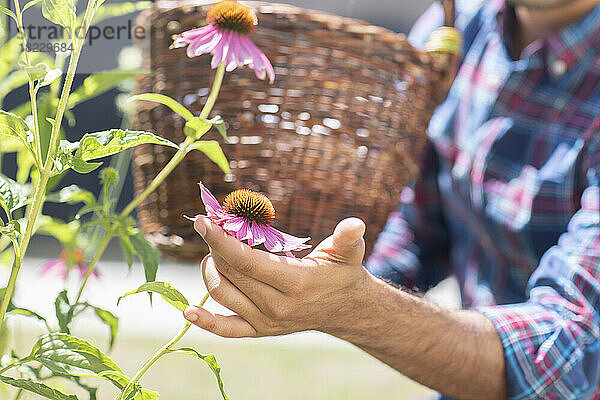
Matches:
[[119, 293, 210, 399], [11, 0, 43, 167]]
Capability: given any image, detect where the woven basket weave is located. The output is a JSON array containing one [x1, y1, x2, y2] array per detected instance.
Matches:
[[131, 0, 458, 261]]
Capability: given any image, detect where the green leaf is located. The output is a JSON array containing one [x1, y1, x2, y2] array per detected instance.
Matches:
[[187, 141, 230, 174], [0, 71, 30, 104], [183, 116, 227, 140], [168, 348, 228, 400], [129, 234, 159, 283], [8, 306, 48, 325], [71, 156, 103, 174], [89, 305, 118, 350], [92, 1, 151, 23], [0, 173, 30, 214], [0, 6, 17, 22], [23, 0, 43, 12], [67, 70, 140, 109], [46, 185, 96, 206], [40, 66, 63, 87], [98, 371, 158, 400], [119, 235, 134, 270], [18, 61, 47, 81], [42, 0, 76, 32], [0, 109, 34, 151], [55, 375, 97, 400], [54, 290, 73, 334], [206, 115, 227, 141], [75, 129, 178, 161], [184, 117, 211, 139], [30, 333, 124, 387], [19, 62, 62, 86], [0, 375, 78, 400], [118, 282, 189, 312], [131, 93, 194, 121], [37, 216, 79, 244]]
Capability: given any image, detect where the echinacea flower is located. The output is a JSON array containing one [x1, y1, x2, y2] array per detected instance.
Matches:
[[40, 248, 99, 279], [171, 0, 275, 83], [191, 183, 311, 257]]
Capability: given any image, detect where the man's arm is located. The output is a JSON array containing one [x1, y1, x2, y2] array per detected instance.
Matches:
[[185, 217, 507, 399]]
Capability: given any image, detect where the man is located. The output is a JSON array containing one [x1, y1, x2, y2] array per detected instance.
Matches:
[[183, 0, 600, 398]]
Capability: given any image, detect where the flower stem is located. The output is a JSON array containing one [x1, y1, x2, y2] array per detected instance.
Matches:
[[74, 63, 227, 301], [200, 62, 225, 120], [119, 292, 210, 399]]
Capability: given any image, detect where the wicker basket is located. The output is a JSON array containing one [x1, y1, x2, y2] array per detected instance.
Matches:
[[132, 0, 458, 261]]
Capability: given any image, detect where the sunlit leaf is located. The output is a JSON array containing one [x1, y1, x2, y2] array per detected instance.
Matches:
[[0, 110, 34, 152], [42, 0, 76, 32], [23, 0, 43, 12], [37, 216, 79, 244], [46, 185, 96, 206], [89, 305, 118, 350], [40, 66, 63, 87], [0, 375, 78, 400], [0, 70, 29, 102], [0, 6, 17, 22], [8, 306, 48, 326], [54, 290, 73, 334], [119, 235, 134, 270], [187, 141, 230, 174], [183, 117, 211, 139], [118, 282, 189, 312], [68, 70, 140, 109], [167, 348, 228, 400], [75, 129, 178, 161], [19, 62, 62, 86], [206, 115, 227, 141], [92, 1, 151, 23], [0, 173, 30, 214], [30, 333, 124, 388], [131, 93, 194, 121], [129, 234, 159, 283], [98, 371, 158, 400]]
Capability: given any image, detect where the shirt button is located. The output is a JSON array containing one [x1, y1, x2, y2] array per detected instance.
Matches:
[[551, 59, 567, 76]]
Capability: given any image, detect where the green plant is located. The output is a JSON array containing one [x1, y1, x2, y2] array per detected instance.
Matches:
[[0, 0, 275, 398]]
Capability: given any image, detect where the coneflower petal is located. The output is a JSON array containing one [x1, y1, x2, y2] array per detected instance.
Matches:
[[250, 223, 267, 246], [199, 182, 226, 217]]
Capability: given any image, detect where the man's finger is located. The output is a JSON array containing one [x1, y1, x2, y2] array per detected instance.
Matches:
[[211, 253, 288, 314], [194, 216, 304, 287], [184, 306, 257, 338], [201, 255, 263, 320], [309, 217, 366, 265]]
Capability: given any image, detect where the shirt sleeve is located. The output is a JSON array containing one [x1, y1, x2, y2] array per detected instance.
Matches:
[[476, 125, 600, 399], [366, 142, 451, 291]]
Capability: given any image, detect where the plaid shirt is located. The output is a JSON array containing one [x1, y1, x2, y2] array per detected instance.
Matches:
[[366, 1, 600, 398]]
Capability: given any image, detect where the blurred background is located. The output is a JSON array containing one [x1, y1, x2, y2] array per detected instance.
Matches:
[[1, 1, 468, 399]]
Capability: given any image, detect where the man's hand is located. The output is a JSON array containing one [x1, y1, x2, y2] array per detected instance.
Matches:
[[184, 216, 508, 399], [183, 216, 370, 337]]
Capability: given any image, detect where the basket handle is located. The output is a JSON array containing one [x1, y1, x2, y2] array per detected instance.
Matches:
[[440, 0, 456, 28]]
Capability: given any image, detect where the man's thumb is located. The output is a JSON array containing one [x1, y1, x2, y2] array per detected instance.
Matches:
[[330, 217, 366, 264]]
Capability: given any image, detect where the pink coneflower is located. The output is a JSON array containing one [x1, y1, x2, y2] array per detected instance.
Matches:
[[40, 248, 99, 279], [171, 0, 275, 83], [192, 183, 311, 257]]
